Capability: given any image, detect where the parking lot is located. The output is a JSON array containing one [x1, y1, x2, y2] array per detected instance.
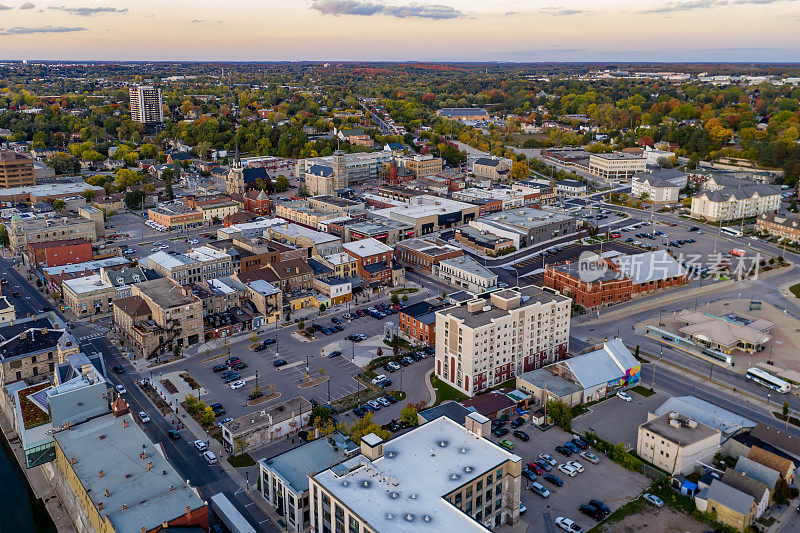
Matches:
[[571, 390, 667, 451], [488, 422, 651, 533]]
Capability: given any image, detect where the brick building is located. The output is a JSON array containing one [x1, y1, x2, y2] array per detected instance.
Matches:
[[342, 238, 404, 287], [147, 202, 203, 230], [0, 150, 35, 188], [394, 237, 463, 274], [398, 300, 442, 346], [27, 238, 93, 268]]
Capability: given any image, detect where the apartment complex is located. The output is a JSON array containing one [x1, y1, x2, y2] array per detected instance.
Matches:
[[398, 300, 442, 346], [129, 85, 164, 124], [308, 416, 522, 533], [0, 150, 36, 188], [588, 152, 647, 180], [7, 216, 98, 252], [691, 183, 781, 222], [400, 154, 443, 178], [637, 411, 722, 475], [631, 173, 680, 204], [756, 213, 800, 243], [435, 286, 571, 396], [148, 202, 204, 230], [113, 278, 203, 358], [145, 246, 234, 284]]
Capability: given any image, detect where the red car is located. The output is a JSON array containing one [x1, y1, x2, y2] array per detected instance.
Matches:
[[526, 462, 544, 475], [611, 233, 621, 239], [356, 309, 366, 317]]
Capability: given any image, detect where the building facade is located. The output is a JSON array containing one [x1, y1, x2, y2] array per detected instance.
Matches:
[[435, 286, 571, 396], [435, 256, 498, 294], [8, 216, 98, 252], [756, 213, 800, 242], [0, 150, 36, 188], [588, 152, 647, 180], [129, 85, 164, 124], [631, 174, 680, 204], [62, 275, 116, 317], [394, 237, 463, 274], [637, 412, 722, 475], [691, 185, 781, 222]]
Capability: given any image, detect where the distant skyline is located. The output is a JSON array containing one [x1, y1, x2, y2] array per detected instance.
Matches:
[[0, 0, 798, 62]]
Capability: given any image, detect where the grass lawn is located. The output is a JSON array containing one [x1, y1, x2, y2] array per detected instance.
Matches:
[[630, 385, 655, 397], [430, 375, 468, 406], [790, 282, 800, 299], [228, 453, 256, 467]]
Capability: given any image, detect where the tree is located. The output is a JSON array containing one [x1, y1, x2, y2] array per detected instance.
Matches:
[[510, 160, 530, 180], [319, 303, 326, 314], [347, 412, 390, 444], [163, 167, 175, 201], [400, 404, 419, 427], [200, 405, 216, 426], [46, 152, 79, 175], [124, 190, 144, 210], [185, 395, 199, 414], [52, 199, 66, 213], [82, 190, 96, 202], [401, 294, 408, 302], [275, 176, 290, 192], [546, 399, 572, 431], [791, 199, 798, 213], [0, 225, 10, 248], [298, 319, 305, 331], [391, 293, 399, 305]]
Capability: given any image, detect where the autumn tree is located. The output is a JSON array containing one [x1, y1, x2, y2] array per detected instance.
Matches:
[[510, 160, 530, 180]]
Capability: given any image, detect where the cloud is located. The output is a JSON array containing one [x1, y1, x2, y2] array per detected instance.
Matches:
[[640, 0, 725, 14], [309, 0, 465, 19], [19, 1, 34, 8], [0, 4, 11, 9], [0, 25, 87, 34], [48, 5, 128, 16], [733, 0, 798, 3], [504, 10, 519, 15], [192, 18, 222, 23], [539, 7, 590, 15]]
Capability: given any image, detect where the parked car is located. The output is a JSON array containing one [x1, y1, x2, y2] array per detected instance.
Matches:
[[564, 441, 580, 453], [328, 350, 342, 358], [534, 459, 552, 472], [529, 482, 550, 498], [193, 440, 207, 452], [566, 460, 584, 473], [589, 499, 610, 516], [579, 503, 605, 521], [555, 445, 573, 457], [212, 364, 227, 372], [571, 438, 588, 450], [557, 464, 578, 477], [526, 462, 544, 475], [510, 417, 525, 428], [492, 427, 509, 437], [521, 468, 537, 482], [544, 474, 563, 487], [367, 400, 381, 410], [555, 517, 582, 533], [617, 390, 633, 402], [115, 384, 127, 394], [273, 359, 288, 367], [385, 395, 397, 403], [580, 451, 600, 464], [229, 380, 246, 390], [223, 373, 240, 383], [539, 453, 556, 465], [331, 317, 341, 324], [377, 397, 391, 407], [643, 493, 664, 507], [376, 379, 392, 388], [519, 502, 527, 515], [138, 411, 150, 423], [513, 430, 530, 441], [498, 439, 514, 451], [371, 375, 387, 385]]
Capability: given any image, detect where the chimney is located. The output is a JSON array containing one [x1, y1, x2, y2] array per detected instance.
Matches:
[[98, 502, 103, 511], [105, 489, 110, 497], [147, 462, 152, 471], [98, 469, 104, 478], [123, 419, 128, 428], [122, 504, 127, 511], [185, 506, 191, 519]]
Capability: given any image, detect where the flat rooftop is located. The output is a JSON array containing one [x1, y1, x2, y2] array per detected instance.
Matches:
[[312, 416, 519, 533], [63, 274, 113, 294], [438, 285, 567, 328], [439, 256, 496, 280], [136, 278, 197, 309], [398, 238, 462, 257], [270, 223, 341, 244], [640, 411, 720, 447], [0, 182, 104, 199], [343, 238, 393, 257], [54, 413, 205, 533]]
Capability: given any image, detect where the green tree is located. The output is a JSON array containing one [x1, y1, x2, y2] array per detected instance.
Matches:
[[391, 293, 399, 305], [298, 319, 305, 331], [124, 190, 144, 210], [546, 399, 572, 431], [347, 412, 390, 444], [0, 225, 10, 248], [400, 404, 419, 427], [318, 303, 326, 313], [401, 294, 408, 302], [46, 152, 79, 175], [275, 175, 290, 192], [82, 190, 96, 202], [163, 167, 175, 201], [52, 199, 66, 213], [200, 406, 216, 426]]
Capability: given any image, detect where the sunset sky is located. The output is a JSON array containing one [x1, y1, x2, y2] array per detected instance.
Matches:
[[0, 0, 798, 61]]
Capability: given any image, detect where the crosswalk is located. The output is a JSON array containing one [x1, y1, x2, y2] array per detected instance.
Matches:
[[78, 332, 107, 342]]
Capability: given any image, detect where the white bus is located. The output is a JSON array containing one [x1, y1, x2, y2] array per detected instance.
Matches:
[[720, 227, 743, 238], [746, 367, 791, 393]]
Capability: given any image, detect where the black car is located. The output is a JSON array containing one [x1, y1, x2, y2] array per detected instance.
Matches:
[[112, 365, 124, 374], [353, 407, 366, 418], [212, 364, 227, 373], [263, 338, 277, 345], [232, 362, 248, 371], [555, 445, 573, 456], [589, 499, 611, 516], [209, 403, 223, 411], [168, 429, 181, 440], [510, 417, 525, 428], [273, 359, 288, 367], [493, 427, 509, 437], [12, 291, 19, 297], [534, 459, 552, 472], [544, 474, 563, 486], [491, 418, 506, 428], [377, 379, 392, 388], [254, 344, 266, 352], [409, 353, 423, 362], [571, 438, 588, 450], [513, 430, 529, 441], [383, 364, 396, 373], [328, 351, 342, 358], [331, 317, 341, 324], [579, 503, 605, 521], [385, 395, 397, 403], [521, 468, 537, 482], [333, 325, 344, 332]]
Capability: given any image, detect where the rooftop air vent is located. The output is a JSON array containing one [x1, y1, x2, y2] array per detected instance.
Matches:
[[361, 480, 371, 488], [449, 473, 461, 481], [386, 513, 395, 520], [438, 440, 448, 448], [389, 492, 400, 499], [459, 447, 468, 454], [405, 514, 415, 522]]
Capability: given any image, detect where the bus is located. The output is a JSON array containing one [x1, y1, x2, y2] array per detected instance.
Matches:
[[720, 227, 743, 238], [746, 367, 791, 393]]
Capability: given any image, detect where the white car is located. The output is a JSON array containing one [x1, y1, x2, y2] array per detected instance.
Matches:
[[557, 464, 578, 477], [187, 239, 199, 244], [387, 362, 401, 371], [115, 384, 127, 394], [377, 397, 391, 407], [203, 451, 218, 464], [538, 453, 557, 466], [580, 451, 600, 464], [555, 516, 583, 533], [193, 440, 208, 452], [229, 380, 246, 390], [138, 411, 150, 423], [371, 374, 387, 385], [617, 390, 633, 402], [566, 460, 584, 473], [643, 493, 664, 507]]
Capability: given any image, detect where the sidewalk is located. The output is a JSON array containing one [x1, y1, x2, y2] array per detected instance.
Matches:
[[765, 502, 798, 533]]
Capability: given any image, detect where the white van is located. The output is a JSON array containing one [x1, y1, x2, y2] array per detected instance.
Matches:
[[203, 451, 218, 464]]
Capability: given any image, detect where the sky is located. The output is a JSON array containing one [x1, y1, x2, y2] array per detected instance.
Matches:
[[0, 0, 799, 62]]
